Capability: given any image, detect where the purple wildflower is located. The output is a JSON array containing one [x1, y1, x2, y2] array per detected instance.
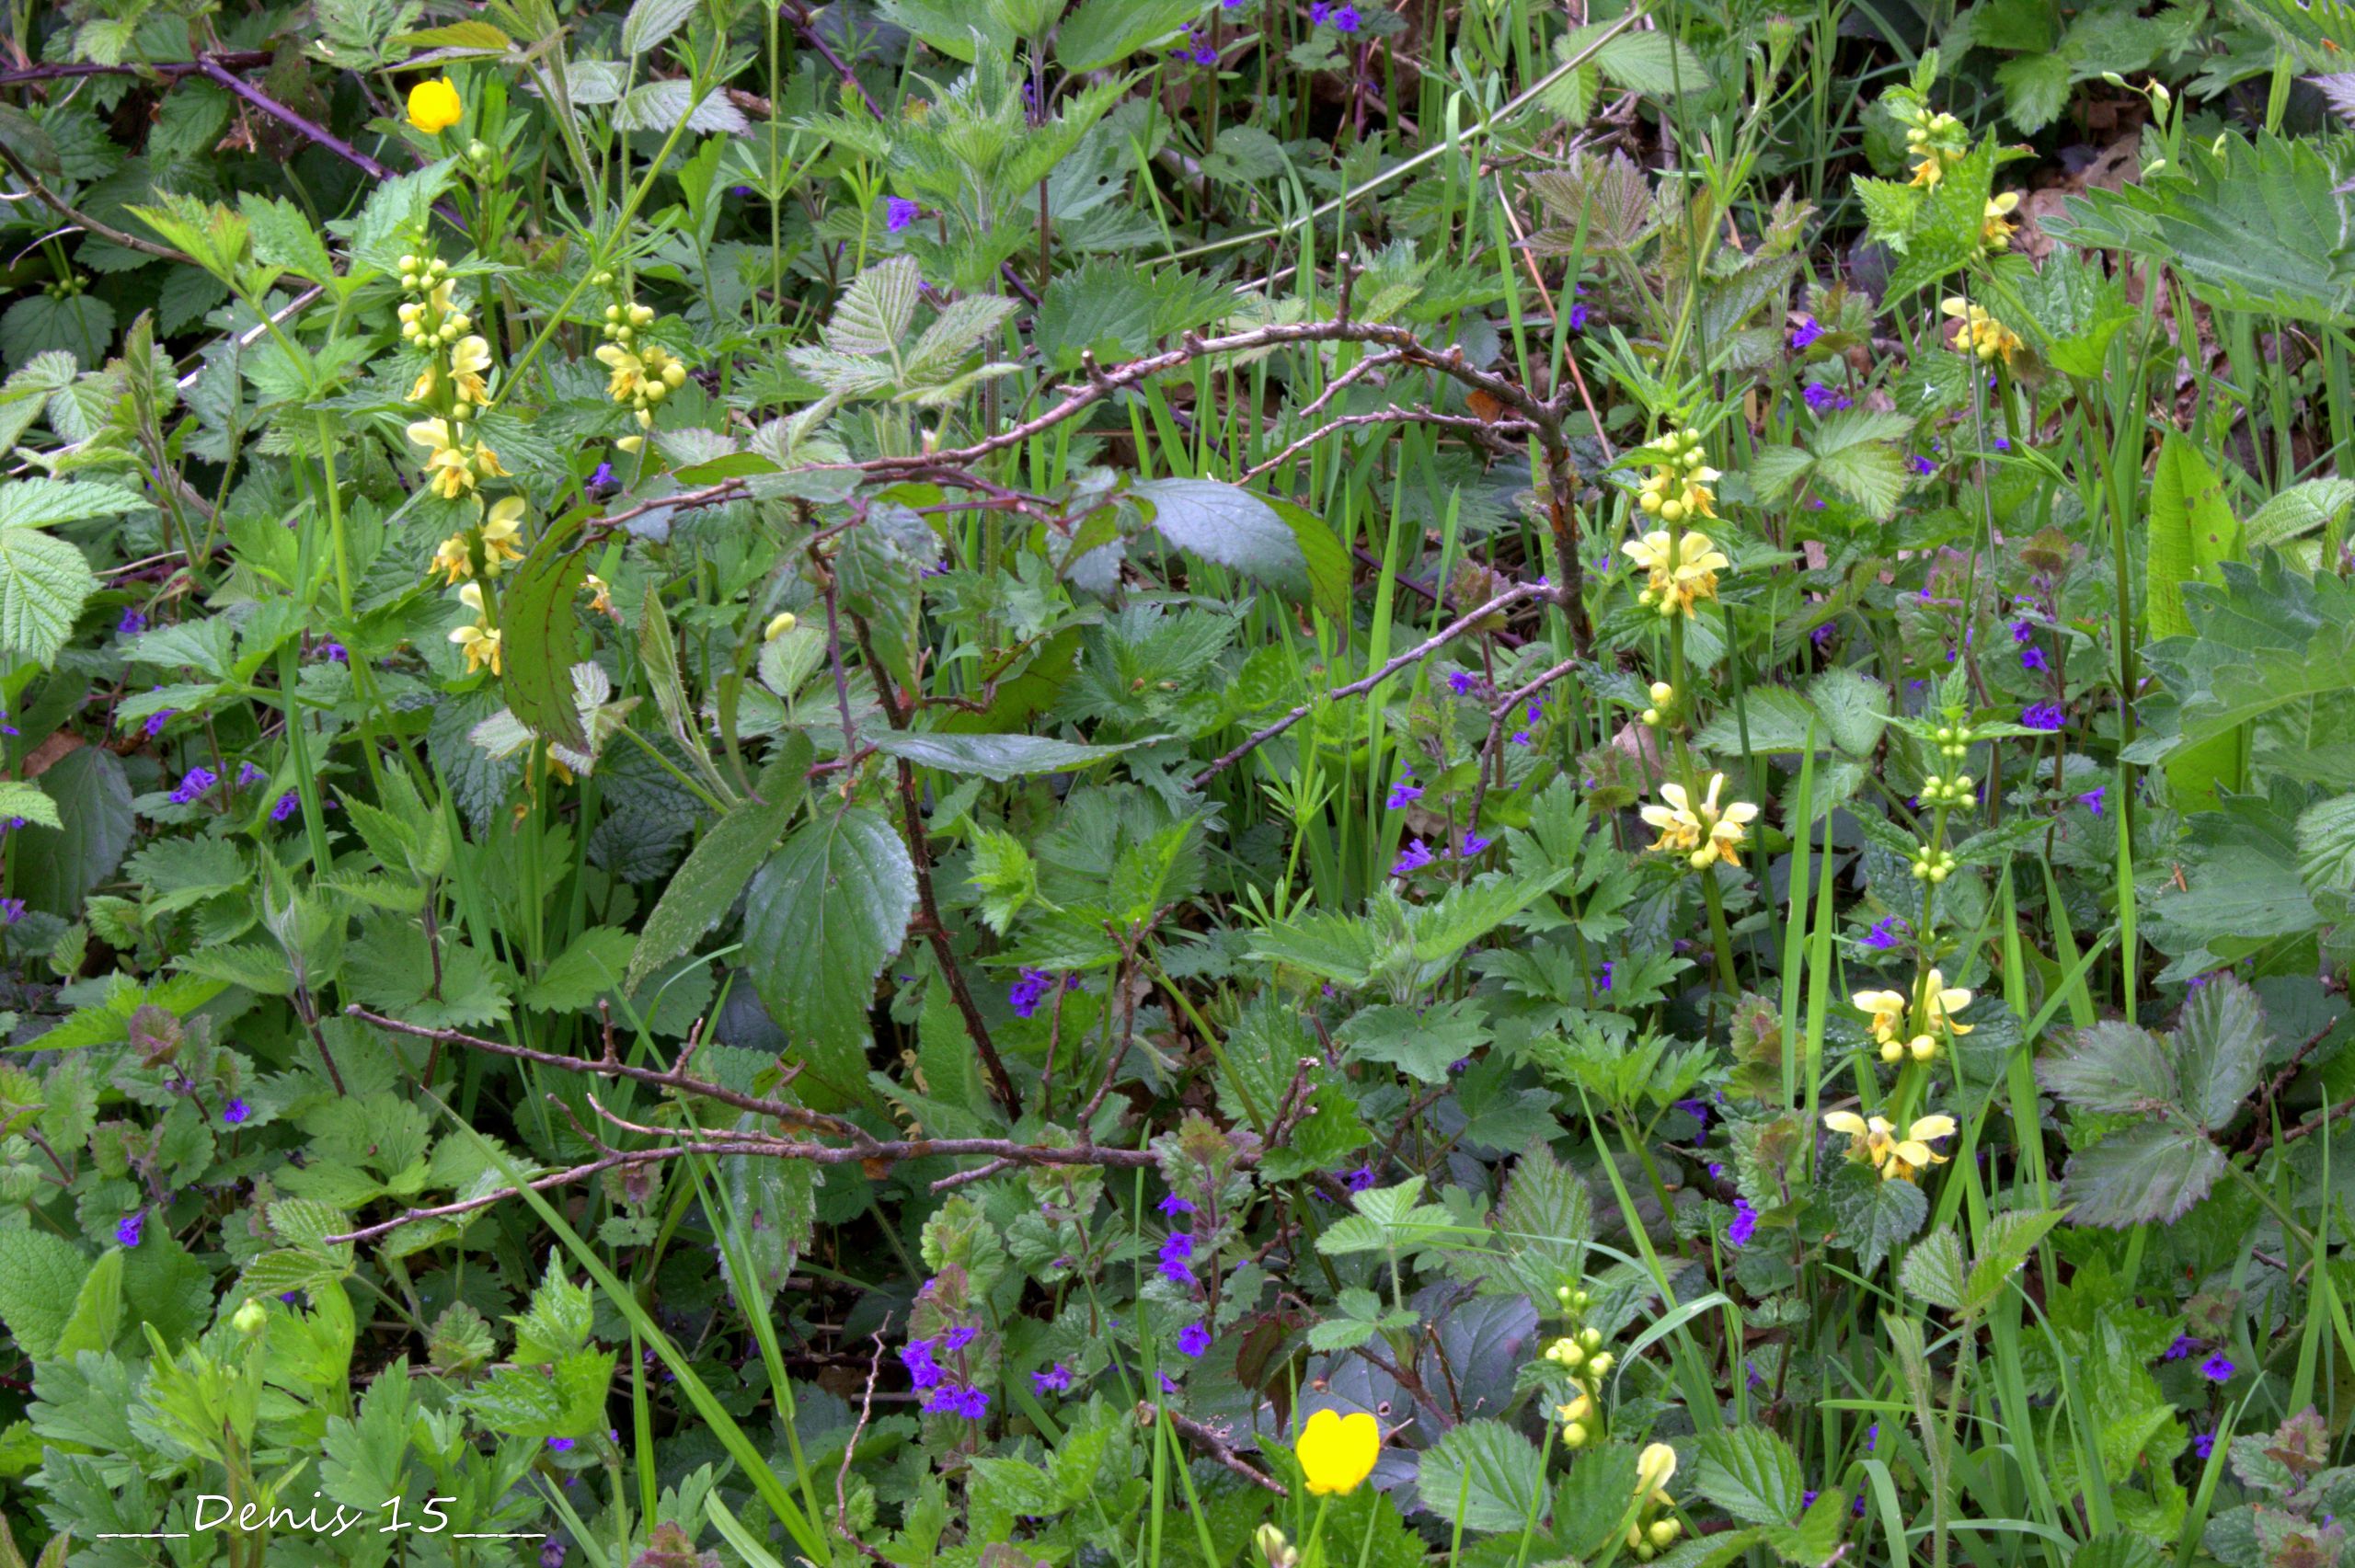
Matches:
[[223, 1099, 250, 1126], [1677, 1097, 1711, 1134], [144, 709, 175, 738], [2021, 702, 2066, 732], [1458, 830, 1493, 856], [1157, 1230, 1196, 1287], [2078, 785, 2107, 816], [1309, 1, 1329, 17], [118, 607, 145, 637], [2011, 618, 2036, 645], [943, 1325, 979, 1351], [1802, 383, 1853, 414], [1385, 781, 1424, 809], [1993, 437, 2012, 452], [1803, 1490, 1820, 1510], [1343, 1163, 1378, 1193], [1789, 316, 1824, 350], [1033, 1363, 1073, 1394], [884, 198, 920, 233], [2193, 1433, 2215, 1459], [1595, 960, 1612, 993], [169, 767, 218, 807], [1566, 301, 1591, 331], [1156, 1193, 1196, 1217], [1008, 968, 1056, 1019], [1189, 42, 1218, 63], [589, 462, 616, 487], [116, 1210, 144, 1247], [2020, 645, 2050, 672], [1864, 1423, 1878, 1451], [541, 1539, 568, 1568], [1178, 1323, 1212, 1356], [2198, 1353, 2234, 1383], [1727, 1198, 1758, 1248], [901, 1337, 945, 1391], [1864, 916, 1902, 951], [236, 761, 265, 787], [1391, 838, 1435, 876], [271, 791, 300, 822], [546, 1437, 576, 1453], [2164, 1335, 2198, 1360], [1330, 4, 1361, 29], [1908, 455, 1936, 476], [1446, 670, 1476, 694], [1508, 729, 1532, 747]]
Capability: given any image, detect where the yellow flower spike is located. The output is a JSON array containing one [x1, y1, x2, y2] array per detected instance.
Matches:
[[478, 497, 526, 576], [596, 343, 649, 404], [1982, 191, 2021, 252], [406, 418, 478, 500], [449, 335, 493, 406], [1296, 1409, 1380, 1496], [1852, 990, 1908, 1046], [1824, 1111, 1897, 1172], [473, 441, 511, 482], [430, 532, 472, 586], [1939, 297, 2021, 366], [1885, 1114, 1959, 1182], [1921, 969, 1973, 1035], [1635, 1442, 1678, 1499], [450, 623, 501, 674], [407, 77, 464, 134]]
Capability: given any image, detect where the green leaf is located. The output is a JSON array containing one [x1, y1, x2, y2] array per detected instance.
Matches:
[[0, 524, 97, 667], [2172, 971, 2267, 1131], [1592, 27, 1715, 96], [0, 781, 60, 830], [628, 737, 812, 989], [0, 292, 116, 371], [1694, 686, 1821, 754], [0, 478, 148, 530], [2038, 1020, 2178, 1115], [51, 1248, 123, 1358], [742, 806, 916, 1107], [0, 1229, 90, 1360], [968, 827, 1039, 935], [1883, 141, 1997, 299], [2058, 1123, 2228, 1227], [825, 257, 923, 357], [2010, 246, 2135, 377], [497, 507, 592, 751], [521, 927, 639, 1013], [1054, 0, 1205, 69], [1809, 668, 1890, 757], [867, 729, 1155, 781], [1134, 478, 1320, 606], [18, 747, 132, 917], [1697, 1426, 1806, 1526], [2246, 477, 2355, 551], [2147, 432, 2242, 642], [1996, 52, 2075, 132], [1828, 1163, 1927, 1272], [1262, 494, 1353, 623], [1553, 1442, 1644, 1558], [1338, 997, 1489, 1084], [620, 0, 698, 56], [1898, 1225, 1970, 1312], [1418, 1417, 1547, 1534]]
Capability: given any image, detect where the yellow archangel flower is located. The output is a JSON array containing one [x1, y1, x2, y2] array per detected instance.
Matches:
[[406, 418, 508, 500], [449, 583, 502, 675], [1852, 989, 1908, 1047], [447, 334, 493, 410], [1824, 1111, 1957, 1182], [1639, 773, 1760, 871], [1919, 968, 1972, 1036], [1901, 107, 1966, 189], [1982, 191, 2021, 253], [1623, 529, 1730, 618], [1941, 297, 2021, 366]]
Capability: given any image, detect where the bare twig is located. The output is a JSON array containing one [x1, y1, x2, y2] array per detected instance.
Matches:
[[838, 1329, 905, 1566], [1239, 408, 1534, 485], [1189, 582, 1544, 788], [1466, 653, 1583, 830], [0, 51, 273, 89], [1137, 1404, 1289, 1495], [0, 141, 194, 263]]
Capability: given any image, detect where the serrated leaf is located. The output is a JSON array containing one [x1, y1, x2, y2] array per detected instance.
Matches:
[[620, 0, 696, 56], [0, 1230, 90, 1360], [1134, 478, 1316, 602], [742, 806, 915, 1107], [1417, 1417, 1547, 1533], [0, 525, 97, 666], [866, 729, 1153, 782], [1697, 1426, 1807, 1526], [497, 507, 591, 751], [1054, 0, 1207, 70], [2038, 1020, 2178, 1114], [629, 737, 813, 989], [2060, 1124, 2228, 1227], [826, 257, 923, 357], [521, 928, 639, 1013], [1829, 1164, 1926, 1272], [2173, 971, 2267, 1131]]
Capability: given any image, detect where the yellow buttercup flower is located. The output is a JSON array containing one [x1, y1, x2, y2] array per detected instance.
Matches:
[[407, 77, 464, 135], [1296, 1409, 1379, 1496], [1982, 191, 2021, 252], [1639, 773, 1759, 871], [1941, 297, 2021, 366]]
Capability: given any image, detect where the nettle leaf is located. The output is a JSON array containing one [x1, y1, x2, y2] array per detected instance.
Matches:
[[2008, 246, 2135, 377], [613, 80, 747, 133], [498, 507, 592, 751], [1827, 1162, 1926, 1272], [825, 257, 923, 357], [742, 805, 916, 1107], [1053, 0, 1207, 70], [1419, 1417, 1547, 1534], [1884, 141, 1998, 299], [1338, 996, 1490, 1084]]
